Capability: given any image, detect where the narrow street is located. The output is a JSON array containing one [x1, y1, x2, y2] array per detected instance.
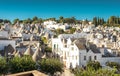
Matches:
[[61, 68, 75, 76]]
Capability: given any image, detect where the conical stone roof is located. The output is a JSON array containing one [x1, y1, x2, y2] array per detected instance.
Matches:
[[15, 51, 22, 57], [41, 53, 46, 59], [5, 44, 15, 54], [12, 50, 17, 55], [24, 45, 34, 56], [32, 48, 42, 62]]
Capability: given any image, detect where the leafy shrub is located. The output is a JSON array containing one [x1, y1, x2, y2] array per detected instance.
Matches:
[[41, 37, 47, 44], [72, 61, 117, 76], [70, 27, 76, 34], [106, 62, 120, 70], [0, 58, 8, 74], [72, 67, 116, 76], [9, 56, 36, 73], [38, 58, 63, 74], [87, 61, 102, 70], [45, 47, 52, 52]]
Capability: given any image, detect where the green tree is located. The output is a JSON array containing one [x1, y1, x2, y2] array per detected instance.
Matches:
[[38, 58, 63, 75], [4, 19, 11, 23], [0, 19, 3, 23], [56, 28, 64, 35], [19, 20, 23, 24], [38, 18, 43, 24], [13, 18, 19, 24], [9, 56, 36, 73], [105, 16, 120, 27], [32, 16, 38, 21], [49, 18, 56, 21], [82, 19, 89, 25], [22, 18, 32, 24], [92, 17, 98, 27], [33, 20, 39, 24], [87, 61, 101, 70], [64, 17, 76, 24], [100, 18, 105, 25], [72, 67, 116, 76], [97, 17, 100, 25], [0, 58, 8, 75], [59, 16, 64, 20], [27, 18, 32, 23], [119, 17, 120, 24], [70, 27, 76, 34], [45, 47, 52, 52], [59, 16, 64, 23], [71, 16, 76, 23], [106, 62, 120, 70], [23, 19, 30, 24], [108, 16, 116, 25], [41, 37, 47, 44]]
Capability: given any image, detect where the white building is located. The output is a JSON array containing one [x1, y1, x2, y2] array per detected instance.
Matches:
[[0, 30, 15, 50], [0, 39, 15, 50], [43, 20, 70, 31], [52, 34, 120, 69], [44, 20, 57, 25], [0, 31, 9, 38]]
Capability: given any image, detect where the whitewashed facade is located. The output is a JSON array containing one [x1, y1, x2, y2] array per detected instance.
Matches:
[[44, 20, 70, 31], [0, 40, 15, 50], [52, 34, 120, 69]]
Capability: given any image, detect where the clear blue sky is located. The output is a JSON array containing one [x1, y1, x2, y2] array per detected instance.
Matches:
[[0, 0, 120, 21]]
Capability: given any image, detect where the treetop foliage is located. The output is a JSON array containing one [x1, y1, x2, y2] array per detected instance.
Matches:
[[38, 58, 64, 74], [0, 16, 120, 28]]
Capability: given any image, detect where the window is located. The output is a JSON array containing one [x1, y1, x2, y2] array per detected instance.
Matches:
[[76, 56, 77, 60], [72, 56, 74, 60], [54, 44, 56, 49], [71, 43, 74, 45], [64, 45, 67, 47], [89, 56, 92, 61], [67, 52, 69, 57], [113, 52, 116, 55], [94, 56, 97, 60], [71, 47, 74, 51], [70, 62, 73, 69], [84, 56, 86, 60], [57, 44, 58, 50], [76, 63, 78, 67], [64, 52, 66, 59], [65, 52, 66, 59]]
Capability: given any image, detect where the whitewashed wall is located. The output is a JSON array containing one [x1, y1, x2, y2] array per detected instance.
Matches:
[[0, 40, 15, 50], [98, 57, 120, 66], [0, 31, 9, 38], [22, 33, 33, 40]]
